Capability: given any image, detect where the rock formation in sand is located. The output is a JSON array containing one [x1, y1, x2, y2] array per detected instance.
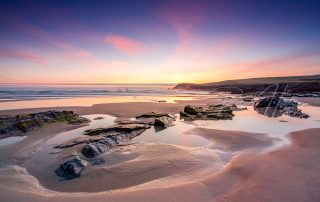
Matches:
[[0, 110, 90, 138], [180, 104, 245, 120], [254, 97, 309, 118]]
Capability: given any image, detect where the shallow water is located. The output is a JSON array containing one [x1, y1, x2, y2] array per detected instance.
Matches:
[[0, 136, 27, 147], [45, 114, 116, 147], [44, 104, 320, 151], [14, 102, 320, 192]]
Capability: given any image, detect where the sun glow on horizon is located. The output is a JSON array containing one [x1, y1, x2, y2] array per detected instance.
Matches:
[[1, 1, 320, 84]]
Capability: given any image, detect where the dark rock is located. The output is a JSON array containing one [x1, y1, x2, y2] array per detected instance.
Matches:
[[180, 104, 236, 120], [83, 128, 107, 136], [180, 111, 190, 117], [254, 97, 284, 108], [81, 134, 126, 158], [136, 112, 173, 119], [81, 143, 104, 158], [55, 157, 87, 180], [184, 105, 203, 115], [0, 110, 90, 138], [154, 116, 174, 130], [254, 97, 309, 119], [54, 136, 105, 149], [93, 117, 104, 120], [81, 123, 150, 158], [207, 112, 234, 120]]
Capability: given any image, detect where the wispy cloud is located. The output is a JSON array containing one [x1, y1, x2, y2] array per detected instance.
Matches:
[[0, 49, 48, 64], [104, 35, 145, 55]]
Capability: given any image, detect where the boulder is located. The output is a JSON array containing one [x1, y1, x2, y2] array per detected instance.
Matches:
[[0, 110, 90, 138], [180, 104, 236, 120], [254, 97, 309, 119], [81, 135, 123, 158], [154, 116, 174, 130], [254, 97, 284, 108], [55, 157, 87, 180], [184, 105, 202, 115], [80, 124, 149, 158], [179, 111, 190, 117]]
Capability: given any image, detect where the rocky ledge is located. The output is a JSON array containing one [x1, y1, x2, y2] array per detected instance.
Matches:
[[55, 112, 175, 180], [180, 104, 245, 120], [0, 110, 90, 138], [254, 97, 309, 119]]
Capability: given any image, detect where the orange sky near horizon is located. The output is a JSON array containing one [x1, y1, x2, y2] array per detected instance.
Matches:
[[1, 1, 320, 84]]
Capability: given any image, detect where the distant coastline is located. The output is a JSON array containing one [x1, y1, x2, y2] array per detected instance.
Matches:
[[174, 74, 320, 94]]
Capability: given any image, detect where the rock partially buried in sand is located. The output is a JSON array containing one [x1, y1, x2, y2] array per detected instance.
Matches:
[[80, 123, 149, 158], [154, 116, 175, 130], [84, 123, 150, 136], [180, 104, 242, 120], [93, 117, 104, 120], [0, 110, 90, 138], [55, 157, 87, 180], [184, 105, 203, 115], [136, 111, 174, 119], [254, 97, 309, 119], [136, 112, 176, 131], [81, 135, 121, 158]]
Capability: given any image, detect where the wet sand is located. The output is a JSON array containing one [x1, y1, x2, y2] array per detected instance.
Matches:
[[0, 98, 319, 201], [0, 128, 319, 201], [187, 128, 279, 151]]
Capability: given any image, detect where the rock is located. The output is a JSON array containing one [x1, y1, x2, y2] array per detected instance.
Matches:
[[180, 104, 236, 120], [116, 119, 154, 126], [0, 110, 90, 138], [154, 116, 174, 130], [207, 113, 234, 120], [68, 117, 91, 125], [184, 105, 203, 115], [83, 128, 107, 136], [81, 143, 104, 158], [54, 136, 105, 149], [136, 112, 173, 118], [93, 117, 104, 120], [180, 111, 190, 117], [254, 97, 284, 108], [55, 157, 87, 180], [81, 123, 150, 158], [81, 135, 124, 158], [284, 109, 309, 119], [254, 97, 309, 119]]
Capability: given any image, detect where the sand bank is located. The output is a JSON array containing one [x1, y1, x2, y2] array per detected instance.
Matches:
[[0, 128, 319, 201]]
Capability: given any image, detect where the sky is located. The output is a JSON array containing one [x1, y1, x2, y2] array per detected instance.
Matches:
[[0, 0, 320, 84]]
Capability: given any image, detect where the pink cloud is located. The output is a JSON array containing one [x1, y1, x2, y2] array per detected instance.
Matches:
[[0, 50, 48, 64], [104, 35, 145, 54]]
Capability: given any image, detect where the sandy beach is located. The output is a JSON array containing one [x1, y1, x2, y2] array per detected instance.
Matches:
[[1, 1, 320, 201], [0, 96, 319, 202]]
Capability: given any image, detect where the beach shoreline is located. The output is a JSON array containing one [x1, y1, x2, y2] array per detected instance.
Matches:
[[0, 97, 319, 201]]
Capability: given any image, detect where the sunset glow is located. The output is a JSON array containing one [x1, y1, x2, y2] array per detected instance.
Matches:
[[1, 0, 319, 84]]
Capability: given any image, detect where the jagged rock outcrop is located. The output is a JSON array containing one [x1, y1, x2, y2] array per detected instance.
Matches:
[[180, 104, 244, 120], [55, 157, 87, 180], [254, 97, 309, 119], [154, 116, 175, 130], [0, 111, 90, 138], [80, 123, 150, 158], [55, 112, 176, 179]]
